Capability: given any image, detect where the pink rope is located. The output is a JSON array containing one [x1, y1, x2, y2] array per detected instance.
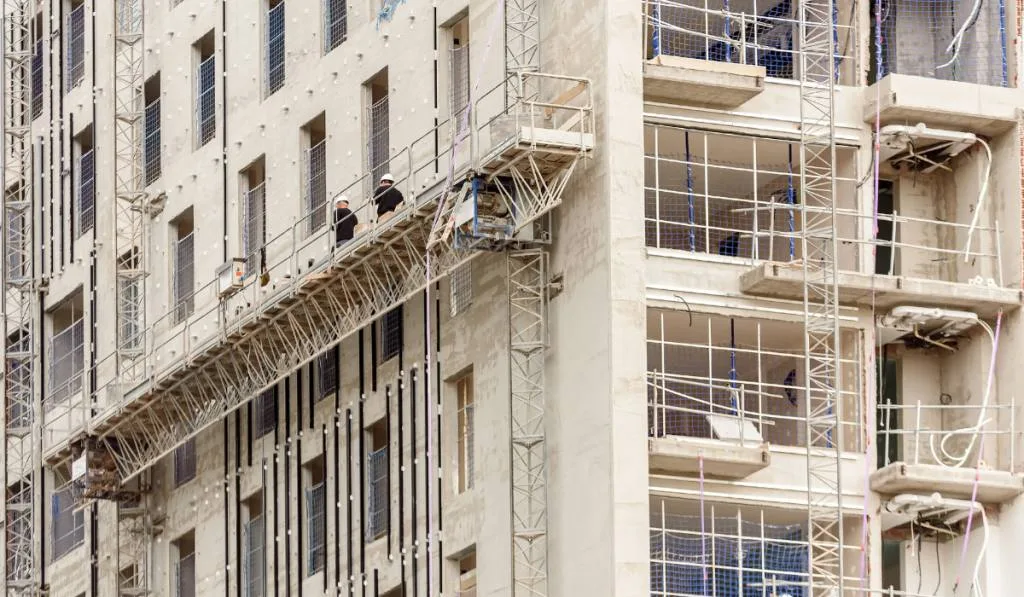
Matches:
[[699, 451, 708, 593]]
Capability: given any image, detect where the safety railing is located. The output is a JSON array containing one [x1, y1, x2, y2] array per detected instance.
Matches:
[[648, 308, 863, 452], [41, 71, 594, 455], [642, 0, 858, 84], [877, 400, 1018, 471]]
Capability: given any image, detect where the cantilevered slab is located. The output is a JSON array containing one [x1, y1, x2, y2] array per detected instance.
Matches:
[[864, 74, 1022, 137], [740, 262, 1023, 319], [644, 55, 765, 108], [649, 436, 770, 479], [871, 461, 1024, 504]]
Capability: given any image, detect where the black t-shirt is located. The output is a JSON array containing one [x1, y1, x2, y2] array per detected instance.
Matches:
[[334, 207, 357, 241], [374, 185, 404, 216]]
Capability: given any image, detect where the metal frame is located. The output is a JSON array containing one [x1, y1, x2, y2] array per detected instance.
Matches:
[[504, 0, 539, 105], [507, 249, 548, 597], [2, 0, 40, 591], [797, 0, 845, 591]]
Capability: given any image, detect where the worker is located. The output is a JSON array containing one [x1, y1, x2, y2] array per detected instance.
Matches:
[[333, 195, 357, 247], [373, 173, 404, 220]]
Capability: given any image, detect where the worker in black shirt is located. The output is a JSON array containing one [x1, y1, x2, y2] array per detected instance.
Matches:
[[333, 196, 357, 247], [373, 173, 404, 220]]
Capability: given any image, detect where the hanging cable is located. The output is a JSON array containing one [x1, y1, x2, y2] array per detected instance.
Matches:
[[936, 0, 984, 71], [961, 138, 992, 262]]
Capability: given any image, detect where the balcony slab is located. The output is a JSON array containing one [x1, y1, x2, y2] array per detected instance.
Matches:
[[871, 461, 1024, 504], [644, 55, 765, 108], [649, 435, 770, 479], [740, 262, 1023, 319]]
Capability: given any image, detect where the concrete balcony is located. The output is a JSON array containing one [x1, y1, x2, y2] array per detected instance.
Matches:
[[644, 55, 765, 108]]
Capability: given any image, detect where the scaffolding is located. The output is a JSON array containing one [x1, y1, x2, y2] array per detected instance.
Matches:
[[2, 0, 40, 592]]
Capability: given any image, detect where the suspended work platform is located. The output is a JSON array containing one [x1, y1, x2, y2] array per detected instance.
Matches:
[[41, 72, 594, 492]]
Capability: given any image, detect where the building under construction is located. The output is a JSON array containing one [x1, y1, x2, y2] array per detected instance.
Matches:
[[3, 0, 1024, 595]]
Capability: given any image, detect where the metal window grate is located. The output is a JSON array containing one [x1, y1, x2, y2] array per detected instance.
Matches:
[[66, 4, 85, 89], [450, 262, 473, 317], [380, 307, 402, 361], [366, 448, 388, 539], [243, 182, 267, 274], [304, 141, 327, 236], [51, 485, 85, 560], [457, 375, 474, 492], [144, 98, 161, 184], [77, 149, 95, 237], [450, 44, 471, 140], [366, 95, 390, 192], [46, 319, 84, 409], [31, 39, 43, 118], [317, 351, 337, 401], [243, 515, 265, 597], [174, 552, 196, 597], [324, 0, 347, 52], [174, 438, 197, 486], [265, 2, 286, 96], [173, 233, 195, 325], [254, 388, 277, 437], [305, 482, 326, 576], [196, 55, 216, 147]]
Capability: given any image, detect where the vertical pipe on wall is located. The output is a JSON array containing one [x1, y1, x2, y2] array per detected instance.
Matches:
[[220, 0, 229, 262], [434, 283, 443, 589], [235, 412, 243, 597], [322, 423, 329, 594], [410, 367, 419, 597], [273, 449, 280, 597], [285, 378, 293, 595], [386, 384, 393, 556], [346, 408, 354, 595], [224, 418, 231, 597]]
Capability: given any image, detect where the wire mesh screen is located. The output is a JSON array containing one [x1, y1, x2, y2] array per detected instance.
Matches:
[[174, 438, 197, 486], [174, 553, 196, 597], [51, 485, 85, 561], [304, 141, 327, 236], [874, 0, 1008, 86], [144, 98, 161, 184], [450, 44, 471, 140], [243, 182, 267, 274], [367, 95, 390, 193], [366, 447, 388, 539], [77, 149, 95, 237], [173, 233, 195, 325], [650, 511, 807, 597], [450, 262, 473, 316], [46, 319, 84, 408], [32, 39, 43, 118], [306, 483, 326, 575], [645, 124, 857, 262], [243, 515, 265, 597], [66, 4, 85, 89], [265, 2, 286, 96], [196, 56, 216, 147], [317, 351, 337, 401], [380, 307, 402, 361], [254, 388, 277, 438], [324, 0, 347, 52]]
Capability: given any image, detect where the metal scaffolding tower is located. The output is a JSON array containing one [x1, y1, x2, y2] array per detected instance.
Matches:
[[797, 0, 845, 592], [113, 0, 147, 384], [507, 249, 548, 597], [504, 0, 539, 105], [2, 0, 40, 593]]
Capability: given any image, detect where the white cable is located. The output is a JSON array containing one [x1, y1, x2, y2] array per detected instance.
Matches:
[[962, 138, 992, 262], [937, 0, 983, 70]]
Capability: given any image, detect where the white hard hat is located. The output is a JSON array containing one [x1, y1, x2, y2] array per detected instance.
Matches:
[[335, 194, 349, 204], [380, 173, 394, 183]]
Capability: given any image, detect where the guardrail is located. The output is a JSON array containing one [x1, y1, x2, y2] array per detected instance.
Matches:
[[41, 71, 595, 456]]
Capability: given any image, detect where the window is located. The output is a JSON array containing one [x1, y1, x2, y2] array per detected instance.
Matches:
[[323, 0, 347, 52], [379, 306, 402, 362], [302, 113, 327, 237], [46, 290, 85, 408], [144, 74, 162, 184], [242, 492, 265, 597], [173, 532, 196, 597], [254, 387, 277, 438], [117, 248, 144, 354], [365, 419, 388, 540], [456, 371, 474, 493], [194, 31, 216, 148], [365, 70, 390, 195], [304, 455, 326, 576], [31, 17, 43, 118], [171, 209, 195, 325], [450, 263, 472, 317], [51, 483, 85, 560], [241, 157, 267, 275], [65, 0, 85, 90], [457, 551, 477, 596], [316, 350, 337, 402], [75, 126, 95, 237], [449, 17, 470, 139], [264, 0, 286, 96], [174, 438, 197, 486]]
